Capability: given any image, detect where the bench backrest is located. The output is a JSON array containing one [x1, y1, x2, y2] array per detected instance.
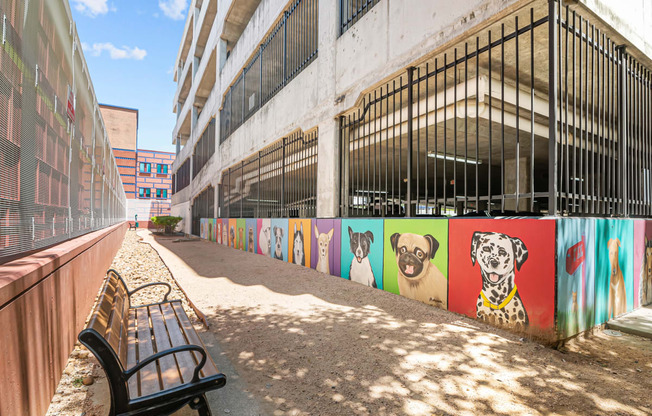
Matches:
[[78, 269, 132, 410]]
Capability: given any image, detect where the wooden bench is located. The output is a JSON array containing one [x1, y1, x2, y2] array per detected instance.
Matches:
[[78, 269, 226, 416]]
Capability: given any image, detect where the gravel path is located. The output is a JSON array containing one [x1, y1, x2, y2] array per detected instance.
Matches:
[[46, 230, 205, 416], [145, 231, 652, 416]]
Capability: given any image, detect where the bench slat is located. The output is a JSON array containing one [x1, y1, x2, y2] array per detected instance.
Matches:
[[87, 275, 118, 334], [171, 302, 219, 378], [126, 308, 139, 399], [106, 288, 127, 364], [149, 304, 183, 391], [135, 306, 161, 397], [160, 302, 196, 384]]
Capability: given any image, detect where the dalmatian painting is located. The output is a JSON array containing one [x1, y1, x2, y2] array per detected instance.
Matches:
[[471, 231, 529, 329]]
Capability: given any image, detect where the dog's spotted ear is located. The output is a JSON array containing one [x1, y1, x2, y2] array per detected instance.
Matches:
[[424, 234, 439, 259], [511, 236, 529, 271], [470, 232, 489, 265], [365, 231, 374, 244], [390, 233, 400, 252]]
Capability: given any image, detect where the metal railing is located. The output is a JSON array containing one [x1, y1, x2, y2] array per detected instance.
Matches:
[[338, 0, 652, 218], [0, 1, 126, 262], [220, 0, 318, 143], [220, 129, 318, 218], [191, 186, 214, 236], [340, 0, 380, 35], [192, 118, 215, 177]]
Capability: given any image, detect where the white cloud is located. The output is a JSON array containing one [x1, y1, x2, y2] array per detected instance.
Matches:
[[73, 0, 110, 17], [158, 0, 188, 20], [82, 42, 147, 60]]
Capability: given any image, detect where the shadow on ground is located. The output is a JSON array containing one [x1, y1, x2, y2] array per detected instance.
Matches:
[[153, 235, 652, 416]]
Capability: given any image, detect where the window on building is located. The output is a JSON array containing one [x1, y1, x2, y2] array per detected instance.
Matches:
[[139, 162, 151, 173], [156, 189, 168, 199], [192, 118, 216, 177], [139, 188, 151, 198], [157, 163, 168, 174]]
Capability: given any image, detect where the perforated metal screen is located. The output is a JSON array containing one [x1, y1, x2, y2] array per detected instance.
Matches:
[[0, 0, 126, 263]]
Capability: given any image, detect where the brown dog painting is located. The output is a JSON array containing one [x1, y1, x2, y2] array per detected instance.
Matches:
[[390, 233, 447, 308], [607, 238, 627, 318]]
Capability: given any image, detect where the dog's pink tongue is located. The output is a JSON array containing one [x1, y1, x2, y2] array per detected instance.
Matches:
[[489, 273, 499, 282], [405, 265, 414, 274]]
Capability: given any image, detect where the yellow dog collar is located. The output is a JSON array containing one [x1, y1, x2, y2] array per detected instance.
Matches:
[[481, 285, 518, 310]]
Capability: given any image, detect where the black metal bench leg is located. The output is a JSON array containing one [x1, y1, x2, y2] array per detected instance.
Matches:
[[189, 394, 212, 416]]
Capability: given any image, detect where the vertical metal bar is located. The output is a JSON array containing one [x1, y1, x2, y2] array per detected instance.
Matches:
[[444, 55, 448, 213], [281, 137, 286, 216], [571, 11, 576, 214], [548, 0, 559, 216], [488, 32, 493, 213], [515, 17, 520, 213], [501, 24, 505, 212], [392, 80, 396, 215], [530, 9, 535, 212], [416, 68, 421, 214], [590, 23, 595, 214], [464, 43, 469, 213], [406, 67, 414, 217], [601, 32, 606, 215], [454, 48, 458, 214], [399, 77, 403, 216], [374, 90, 378, 216], [425, 64, 429, 214], [617, 45, 627, 216], [563, 5, 570, 214], [475, 38, 480, 212], [386, 82, 390, 216], [434, 60, 439, 214]]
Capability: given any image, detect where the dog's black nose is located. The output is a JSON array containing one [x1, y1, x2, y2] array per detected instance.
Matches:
[[490, 260, 499, 268]]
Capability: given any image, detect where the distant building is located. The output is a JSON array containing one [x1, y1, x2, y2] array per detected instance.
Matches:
[[100, 104, 175, 227]]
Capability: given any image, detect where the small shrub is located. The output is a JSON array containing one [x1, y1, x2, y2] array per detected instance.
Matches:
[[151, 216, 182, 234]]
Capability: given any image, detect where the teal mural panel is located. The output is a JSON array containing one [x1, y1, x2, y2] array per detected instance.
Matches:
[[556, 218, 596, 338], [341, 219, 384, 288], [595, 219, 634, 324]]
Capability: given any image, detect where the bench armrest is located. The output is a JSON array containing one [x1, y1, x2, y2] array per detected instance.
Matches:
[[128, 282, 172, 303], [124, 345, 207, 383]]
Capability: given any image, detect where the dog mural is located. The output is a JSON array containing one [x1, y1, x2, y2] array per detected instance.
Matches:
[[238, 227, 245, 250], [272, 226, 285, 260], [315, 225, 334, 274], [229, 226, 235, 247], [390, 232, 447, 308], [643, 237, 652, 305], [208, 221, 213, 241], [348, 226, 377, 287], [222, 222, 228, 245], [292, 223, 305, 266], [216, 221, 222, 244], [470, 231, 529, 329], [564, 236, 586, 334], [258, 219, 271, 256], [607, 238, 626, 319]]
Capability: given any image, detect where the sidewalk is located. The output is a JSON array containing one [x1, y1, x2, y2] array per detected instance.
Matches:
[[607, 305, 652, 340], [143, 230, 652, 416]]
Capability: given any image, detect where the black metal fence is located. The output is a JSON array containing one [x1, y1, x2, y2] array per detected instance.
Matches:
[[172, 157, 191, 194], [192, 118, 215, 177], [220, 0, 318, 143], [340, 0, 380, 35], [220, 129, 318, 218], [191, 185, 214, 236], [339, 0, 652, 218]]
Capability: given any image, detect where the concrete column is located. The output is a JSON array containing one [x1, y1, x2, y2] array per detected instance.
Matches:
[[505, 157, 530, 212], [218, 38, 228, 72], [315, 0, 340, 218], [316, 119, 340, 218]]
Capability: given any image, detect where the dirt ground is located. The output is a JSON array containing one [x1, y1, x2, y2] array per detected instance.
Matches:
[[47, 231, 652, 415], [147, 233, 652, 416]]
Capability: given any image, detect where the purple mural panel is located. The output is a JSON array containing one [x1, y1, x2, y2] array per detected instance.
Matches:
[[311, 219, 341, 277]]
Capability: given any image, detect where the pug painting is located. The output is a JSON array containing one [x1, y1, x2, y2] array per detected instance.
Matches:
[[390, 233, 447, 308], [471, 231, 529, 329]]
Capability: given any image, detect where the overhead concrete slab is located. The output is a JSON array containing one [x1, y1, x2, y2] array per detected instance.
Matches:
[[606, 305, 652, 340]]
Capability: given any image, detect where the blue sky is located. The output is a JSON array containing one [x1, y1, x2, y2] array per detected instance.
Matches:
[[71, 0, 189, 153]]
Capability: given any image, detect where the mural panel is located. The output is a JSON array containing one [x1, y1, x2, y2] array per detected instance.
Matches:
[[270, 218, 289, 261], [643, 220, 652, 306], [556, 218, 596, 338], [448, 219, 556, 333], [208, 219, 216, 242], [200, 218, 208, 240], [245, 219, 257, 253], [257, 219, 272, 256], [222, 219, 229, 245], [228, 219, 237, 247], [595, 219, 634, 323], [633, 220, 645, 309], [236, 219, 246, 250], [383, 219, 448, 308], [216, 219, 223, 244], [341, 219, 384, 288], [289, 219, 312, 267], [311, 219, 341, 277]]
